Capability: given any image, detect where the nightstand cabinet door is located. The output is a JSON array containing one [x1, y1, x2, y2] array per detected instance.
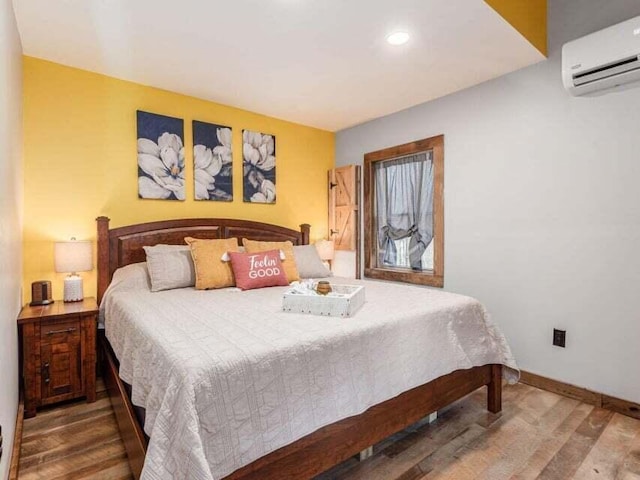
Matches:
[[40, 318, 82, 402]]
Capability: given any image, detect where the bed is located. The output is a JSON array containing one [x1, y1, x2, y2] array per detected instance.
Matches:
[[96, 216, 517, 480]]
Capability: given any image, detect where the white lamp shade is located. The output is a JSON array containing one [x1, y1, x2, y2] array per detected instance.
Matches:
[[54, 240, 93, 273], [315, 239, 335, 261]]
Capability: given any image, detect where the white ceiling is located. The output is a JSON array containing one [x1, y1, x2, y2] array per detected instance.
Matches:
[[13, 0, 544, 131]]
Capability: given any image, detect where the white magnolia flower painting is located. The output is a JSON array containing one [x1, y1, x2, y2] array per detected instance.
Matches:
[[193, 121, 233, 201], [243, 130, 276, 204], [137, 111, 185, 201]]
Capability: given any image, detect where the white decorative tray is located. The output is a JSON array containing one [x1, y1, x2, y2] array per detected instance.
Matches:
[[282, 284, 365, 318]]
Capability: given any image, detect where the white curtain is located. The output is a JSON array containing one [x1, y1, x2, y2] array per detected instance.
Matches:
[[375, 151, 434, 270]]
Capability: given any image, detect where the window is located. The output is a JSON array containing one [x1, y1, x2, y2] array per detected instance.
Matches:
[[364, 135, 444, 287]]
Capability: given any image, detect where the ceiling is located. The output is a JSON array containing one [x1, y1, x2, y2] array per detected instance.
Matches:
[[13, 0, 545, 131]]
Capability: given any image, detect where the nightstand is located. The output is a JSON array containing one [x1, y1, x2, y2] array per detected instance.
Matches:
[[18, 298, 98, 418]]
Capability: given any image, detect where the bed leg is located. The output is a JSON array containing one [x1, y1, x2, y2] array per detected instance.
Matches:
[[427, 411, 438, 423], [358, 446, 374, 461], [487, 364, 502, 413]]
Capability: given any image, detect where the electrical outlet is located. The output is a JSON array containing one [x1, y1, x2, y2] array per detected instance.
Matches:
[[553, 329, 566, 348]]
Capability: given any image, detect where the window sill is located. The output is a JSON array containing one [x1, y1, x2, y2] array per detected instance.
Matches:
[[364, 267, 443, 288]]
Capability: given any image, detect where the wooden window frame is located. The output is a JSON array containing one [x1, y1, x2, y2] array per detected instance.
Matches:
[[363, 135, 444, 287]]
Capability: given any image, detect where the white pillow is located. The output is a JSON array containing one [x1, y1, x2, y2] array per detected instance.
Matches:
[[143, 244, 196, 292], [106, 262, 152, 293], [293, 245, 332, 278], [99, 262, 151, 327]]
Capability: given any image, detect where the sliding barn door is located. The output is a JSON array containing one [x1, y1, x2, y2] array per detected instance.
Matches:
[[328, 165, 361, 276]]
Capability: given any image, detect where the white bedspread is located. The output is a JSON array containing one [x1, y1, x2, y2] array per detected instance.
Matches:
[[102, 264, 518, 480]]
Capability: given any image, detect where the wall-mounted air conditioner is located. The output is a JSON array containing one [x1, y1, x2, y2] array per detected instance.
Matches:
[[562, 15, 640, 96]]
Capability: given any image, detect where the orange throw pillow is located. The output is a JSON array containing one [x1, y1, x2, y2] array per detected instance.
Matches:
[[185, 237, 239, 289], [242, 239, 300, 282]]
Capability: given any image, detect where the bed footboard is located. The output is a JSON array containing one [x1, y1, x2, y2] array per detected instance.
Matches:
[[101, 341, 502, 480], [226, 363, 502, 480]]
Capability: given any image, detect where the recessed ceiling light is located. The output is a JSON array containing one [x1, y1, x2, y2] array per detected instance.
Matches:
[[386, 31, 410, 46]]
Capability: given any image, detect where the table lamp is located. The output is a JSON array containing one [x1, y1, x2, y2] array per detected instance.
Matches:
[[315, 239, 335, 270], [54, 238, 93, 302]]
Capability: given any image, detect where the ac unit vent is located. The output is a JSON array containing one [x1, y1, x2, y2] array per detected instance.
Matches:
[[572, 55, 640, 87]]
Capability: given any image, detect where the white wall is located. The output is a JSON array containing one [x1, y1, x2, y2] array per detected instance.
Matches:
[[0, 0, 22, 477], [336, 0, 640, 403]]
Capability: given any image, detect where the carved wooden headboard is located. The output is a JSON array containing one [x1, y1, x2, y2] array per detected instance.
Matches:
[[96, 216, 310, 302]]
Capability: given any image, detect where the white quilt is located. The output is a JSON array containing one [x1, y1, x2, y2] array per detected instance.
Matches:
[[101, 264, 518, 480]]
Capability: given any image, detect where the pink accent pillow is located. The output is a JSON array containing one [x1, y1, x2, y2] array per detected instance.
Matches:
[[228, 249, 289, 290]]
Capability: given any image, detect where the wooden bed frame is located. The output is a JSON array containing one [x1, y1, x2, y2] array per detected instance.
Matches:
[[96, 216, 502, 480]]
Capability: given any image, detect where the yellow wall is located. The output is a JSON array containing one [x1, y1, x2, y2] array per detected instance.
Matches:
[[485, 0, 547, 56], [23, 57, 335, 302]]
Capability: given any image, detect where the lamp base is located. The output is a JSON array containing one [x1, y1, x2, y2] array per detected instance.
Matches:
[[63, 275, 84, 302]]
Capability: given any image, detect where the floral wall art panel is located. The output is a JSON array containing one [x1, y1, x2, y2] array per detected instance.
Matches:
[[243, 129, 276, 204], [137, 110, 185, 200], [193, 121, 233, 201]]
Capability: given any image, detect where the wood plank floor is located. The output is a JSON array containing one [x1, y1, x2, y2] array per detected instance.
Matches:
[[18, 379, 131, 480], [17, 381, 640, 480]]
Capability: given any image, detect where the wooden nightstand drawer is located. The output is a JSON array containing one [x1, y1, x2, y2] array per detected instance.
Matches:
[[40, 318, 80, 343], [18, 298, 98, 418]]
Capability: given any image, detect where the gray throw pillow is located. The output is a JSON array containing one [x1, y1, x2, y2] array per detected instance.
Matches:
[[293, 245, 332, 279], [143, 245, 196, 292]]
